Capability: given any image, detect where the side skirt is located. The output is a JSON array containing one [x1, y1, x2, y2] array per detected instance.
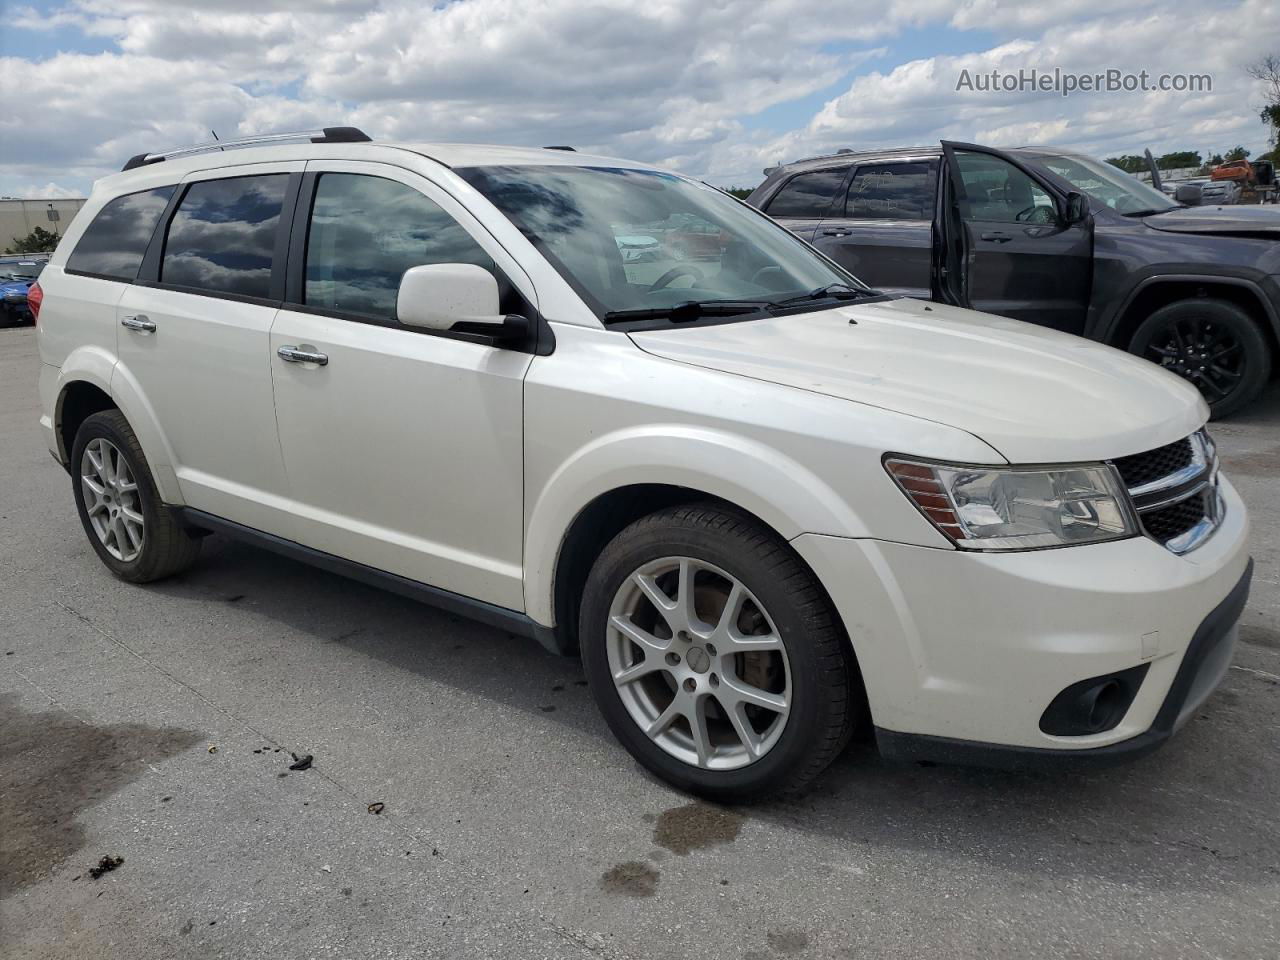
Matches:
[[176, 507, 570, 657]]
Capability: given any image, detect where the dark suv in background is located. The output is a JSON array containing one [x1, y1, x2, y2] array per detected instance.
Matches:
[[748, 142, 1280, 417]]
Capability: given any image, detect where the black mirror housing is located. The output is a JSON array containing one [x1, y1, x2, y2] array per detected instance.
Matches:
[[1065, 191, 1090, 225]]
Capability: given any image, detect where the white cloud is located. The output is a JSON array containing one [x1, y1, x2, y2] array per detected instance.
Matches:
[[0, 0, 1275, 196]]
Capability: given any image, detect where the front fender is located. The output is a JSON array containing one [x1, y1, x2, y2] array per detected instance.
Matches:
[[523, 424, 883, 626]]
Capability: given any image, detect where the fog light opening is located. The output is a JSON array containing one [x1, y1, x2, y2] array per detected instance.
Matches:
[[1085, 680, 1124, 732], [1039, 664, 1150, 737]]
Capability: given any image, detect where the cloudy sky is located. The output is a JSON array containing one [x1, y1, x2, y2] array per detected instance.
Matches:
[[1, 0, 1276, 198]]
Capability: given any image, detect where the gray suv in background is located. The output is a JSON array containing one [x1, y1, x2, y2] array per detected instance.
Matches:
[[748, 142, 1280, 417]]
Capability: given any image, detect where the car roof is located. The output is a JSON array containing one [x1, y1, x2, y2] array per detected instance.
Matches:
[[94, 139, 667, 199], [773, 144, 1092, 173], [396, 142, 660, 170]]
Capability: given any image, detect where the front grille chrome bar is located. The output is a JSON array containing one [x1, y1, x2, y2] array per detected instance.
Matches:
[[1112, 430, 1223, 555]]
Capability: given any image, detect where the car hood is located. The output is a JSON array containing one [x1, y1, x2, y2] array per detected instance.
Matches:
[[629, 297, 1207, 464], [0, 280, 30, 295], [1143, 204, 1280, 236]]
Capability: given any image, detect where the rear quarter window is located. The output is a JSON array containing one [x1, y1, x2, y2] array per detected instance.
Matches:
[[764, 168, 848, 219], [65, 186, 176, 280]]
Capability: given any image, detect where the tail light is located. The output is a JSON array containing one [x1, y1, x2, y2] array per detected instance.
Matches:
[[27, 281, 43, 324]]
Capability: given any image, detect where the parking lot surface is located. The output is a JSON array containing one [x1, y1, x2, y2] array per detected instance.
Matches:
[[2, 324, 1278, 960]]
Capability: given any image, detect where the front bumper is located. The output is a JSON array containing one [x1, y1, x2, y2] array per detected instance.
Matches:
[[791, 475, 1251, 761], [875, 558, 1250, 769]]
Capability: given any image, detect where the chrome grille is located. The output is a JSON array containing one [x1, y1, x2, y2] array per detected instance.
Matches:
[[1111, 430, 1222, 555], [1113, 438, 1194, 490]]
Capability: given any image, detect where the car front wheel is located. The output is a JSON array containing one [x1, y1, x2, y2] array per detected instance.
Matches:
[[1129, 298, 1271, 419], [580, 504, 860, 802]]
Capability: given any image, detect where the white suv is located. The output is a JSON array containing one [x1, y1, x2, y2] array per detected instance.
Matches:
[[33, 128, 1251, 800]]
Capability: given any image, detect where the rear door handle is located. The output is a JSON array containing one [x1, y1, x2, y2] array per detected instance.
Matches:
[[277, 345, 329, 366], [821, 229, 851, 237], [121, 315, 156, 332], [980, 232, 1012, 243]]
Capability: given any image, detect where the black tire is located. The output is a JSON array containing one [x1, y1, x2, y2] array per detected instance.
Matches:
[[1128, 299, 1271, 419], [71, 409, 201, 583], [580, 503, 860, 802]]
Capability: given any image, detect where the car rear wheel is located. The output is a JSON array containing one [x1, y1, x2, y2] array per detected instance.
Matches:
[[72, 410, 201, 582], [1129, 299, 1271, 419], [580, 504, 859, 802]]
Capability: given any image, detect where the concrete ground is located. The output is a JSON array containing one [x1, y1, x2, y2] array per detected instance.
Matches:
[[1, 323, 1277, 960]]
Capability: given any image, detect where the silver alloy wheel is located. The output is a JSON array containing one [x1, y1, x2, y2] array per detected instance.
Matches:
[[607, 556, 792, 770], [80, 437, 144, 562]]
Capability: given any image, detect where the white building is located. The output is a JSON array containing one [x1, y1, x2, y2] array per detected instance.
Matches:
[[1, 197, 87, 252]]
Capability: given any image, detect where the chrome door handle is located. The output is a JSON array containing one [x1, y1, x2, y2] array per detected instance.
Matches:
[[121, 315, 156, 332], [277, 345, 328, 366], [821, 229, 851, 237]]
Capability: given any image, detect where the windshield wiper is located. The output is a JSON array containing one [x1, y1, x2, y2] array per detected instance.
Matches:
[[602, 299, 775, 324], [768, 283, 869, 308]]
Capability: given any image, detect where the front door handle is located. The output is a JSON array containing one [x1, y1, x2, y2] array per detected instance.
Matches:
[[277, 345, 329, 366], [121, 315, 156, 332], [980, 232, 1012, 243], [821, 229, 851, 237]]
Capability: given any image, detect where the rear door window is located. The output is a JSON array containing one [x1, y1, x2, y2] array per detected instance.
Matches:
[[764, 168, 848, 218], [845, 162, 935, 219], [65, 186, 176, 280], [161, 175, 288, 298]]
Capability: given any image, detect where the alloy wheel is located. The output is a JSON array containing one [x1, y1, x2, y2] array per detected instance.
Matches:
[[1145, 316, 1245, 402], [80, 438, 144, 562], [606, 556, 792, 770]]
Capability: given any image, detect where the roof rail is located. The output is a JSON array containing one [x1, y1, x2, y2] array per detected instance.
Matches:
[[121, 126, 372, 172], [544, 145, 576, 152]]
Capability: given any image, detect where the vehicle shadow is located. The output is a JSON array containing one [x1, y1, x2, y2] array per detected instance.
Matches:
[[147, 533, 1279, 891]]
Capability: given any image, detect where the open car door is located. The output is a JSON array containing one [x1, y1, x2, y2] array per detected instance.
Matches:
[[936, 140, 1094, 335], [1144, 149, 1163, 194]]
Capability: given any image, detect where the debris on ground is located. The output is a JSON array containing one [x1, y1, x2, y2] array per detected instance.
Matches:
[[288, 752, 313, 771], [207, 745, 218, 754], [367, 802, 385, 815], [87, 855, 124, 880], [321, 864, 332, 873]]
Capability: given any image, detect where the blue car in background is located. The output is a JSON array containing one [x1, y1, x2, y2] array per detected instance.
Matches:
[[0, 256, 47, 326]]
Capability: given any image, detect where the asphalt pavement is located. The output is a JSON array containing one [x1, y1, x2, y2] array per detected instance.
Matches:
[[2, 324, 1278, 959]]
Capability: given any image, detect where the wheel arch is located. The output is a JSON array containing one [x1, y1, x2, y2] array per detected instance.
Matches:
[[526, 426, 873, 653], [56, 379, 115, 468], [1106, 275, 1280, 361], [54, 350, 184, 503]]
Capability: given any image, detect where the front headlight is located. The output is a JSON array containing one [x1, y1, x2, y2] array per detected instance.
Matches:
[[885, 457, 1138, 551]]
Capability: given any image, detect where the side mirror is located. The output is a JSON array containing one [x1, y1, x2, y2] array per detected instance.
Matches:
[[396, 263, 526, 341], [1064, 191, 1090, 225]]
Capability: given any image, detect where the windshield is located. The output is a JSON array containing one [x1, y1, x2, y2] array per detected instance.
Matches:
[[0, 262, 43, 281], [456, 165, 867, 322], [1030, 152, 1177, 215]]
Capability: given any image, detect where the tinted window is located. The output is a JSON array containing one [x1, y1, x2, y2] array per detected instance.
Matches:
[[954, 152, 1055, 224], [845, 163, 935, 219], [764, 168, 847, 218], [161, 175, 287, 298], [66, 186, 175, 280], [304, 173, 493, 321]]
